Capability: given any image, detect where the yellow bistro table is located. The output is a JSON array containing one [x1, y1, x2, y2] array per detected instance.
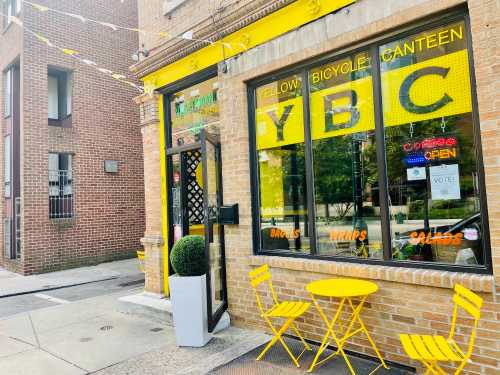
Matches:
[[306, 278, 388, 374]]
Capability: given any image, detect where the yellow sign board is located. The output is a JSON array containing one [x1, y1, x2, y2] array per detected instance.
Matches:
[[310, 76, 375, 141], [382, 49, 472, 127], [256, 96, 304, 150], [255, 49, 472, 150]]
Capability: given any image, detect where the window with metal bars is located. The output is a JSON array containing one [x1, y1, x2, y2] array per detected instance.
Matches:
[[49, 153, 73, 219], [15, 197, 21, 257]]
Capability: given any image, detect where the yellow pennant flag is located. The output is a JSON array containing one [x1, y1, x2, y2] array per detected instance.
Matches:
[[34, 33, 53, 47], [30, 2, 49, 12], [9, 15, 23, 26], [130, 28, 146, 35], [61, 48, 79, 56]]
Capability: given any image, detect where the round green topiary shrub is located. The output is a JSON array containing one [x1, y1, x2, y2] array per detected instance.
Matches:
[[170, 235, 206, 276]]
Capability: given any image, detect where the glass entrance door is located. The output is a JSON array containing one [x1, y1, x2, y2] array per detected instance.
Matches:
[[170, 150, 205, 245], [200, 130, 227, 331], [166, 129, 227, 332]]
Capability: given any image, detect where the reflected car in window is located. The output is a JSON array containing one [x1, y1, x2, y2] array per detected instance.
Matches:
[[393, 213, 482, 265]]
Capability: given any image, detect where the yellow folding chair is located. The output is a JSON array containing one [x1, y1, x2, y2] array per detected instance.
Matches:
[[249, 264, 312, 367], [400, 284, 483, 375], [136, 250, 145, 273]]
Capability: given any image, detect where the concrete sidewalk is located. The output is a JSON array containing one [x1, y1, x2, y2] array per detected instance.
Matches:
[[0, 259, 141, 298], [0, 288, 269, 375]]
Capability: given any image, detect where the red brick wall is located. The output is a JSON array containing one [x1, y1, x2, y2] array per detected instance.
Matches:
[[0, 4, 23, 274], [1, 0, 145, 274]]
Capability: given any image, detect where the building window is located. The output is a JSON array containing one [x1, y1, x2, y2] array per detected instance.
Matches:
[[49, 153, 73, 219], [255, 74, 309, 253], [163, 0, 188, 15], [48, 68, 72, 126], [3, 0, 20, 28], [3, 68, 12, 118], [249, 16, 490, 272], [4, 135, 11, 198], [310, 51, 383, 258], [380, 21, 484, 266]]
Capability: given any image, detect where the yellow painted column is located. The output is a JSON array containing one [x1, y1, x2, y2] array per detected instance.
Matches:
[[158, 95, 170, 296]]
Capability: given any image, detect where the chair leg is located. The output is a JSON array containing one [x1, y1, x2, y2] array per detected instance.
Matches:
[[257, 317, 301, 367], [453, 359, 468, 375], [421, 360, 442, 375], [291, 322, 312, 351], [277, 326, 301, 368], [256, 335, 279, 361]]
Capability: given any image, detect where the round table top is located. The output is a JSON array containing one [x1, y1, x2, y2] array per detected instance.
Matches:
[[306, 278, 378, 298]]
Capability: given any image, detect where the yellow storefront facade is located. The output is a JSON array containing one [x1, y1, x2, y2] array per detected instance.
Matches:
[[132, 0, 500, 373]]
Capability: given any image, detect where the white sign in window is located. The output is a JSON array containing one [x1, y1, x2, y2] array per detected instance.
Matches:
[[430, 164, 461, 200]]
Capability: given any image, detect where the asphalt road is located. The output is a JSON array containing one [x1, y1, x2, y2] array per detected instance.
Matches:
[[0, 273, 145, 318]]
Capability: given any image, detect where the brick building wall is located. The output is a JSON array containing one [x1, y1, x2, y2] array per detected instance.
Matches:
[[135, 0, 499, 373], [0, 0, 145, 274], [0, 7, 24, 274]]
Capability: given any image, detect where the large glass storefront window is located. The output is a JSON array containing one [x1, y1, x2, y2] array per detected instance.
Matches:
[[380, 21, 484, 265], [309, 52, 383, 258], [255, 74, 310, 253], [250, 16, 489, 271]]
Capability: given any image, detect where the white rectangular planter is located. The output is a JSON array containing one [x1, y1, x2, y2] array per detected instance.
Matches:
[[169, 273, 212, 347]]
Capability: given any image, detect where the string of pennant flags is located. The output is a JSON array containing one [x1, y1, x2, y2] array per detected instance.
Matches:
[[0, 11, 144, 93], [1, 0, 246, 94], [22, 0, 237, 50]]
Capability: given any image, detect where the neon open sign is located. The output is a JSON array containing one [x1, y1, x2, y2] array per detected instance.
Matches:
[[403, 136, 459, 166]]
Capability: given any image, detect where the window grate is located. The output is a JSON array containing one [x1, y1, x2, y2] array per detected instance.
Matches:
[[49, 170, 73, 219], [15, 197, 21, 257], [4, 218, 11, 258]]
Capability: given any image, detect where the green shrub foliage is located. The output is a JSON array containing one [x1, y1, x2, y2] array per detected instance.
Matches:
[[170, 235, 206, 276]]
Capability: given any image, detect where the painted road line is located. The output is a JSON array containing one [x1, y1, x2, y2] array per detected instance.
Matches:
[[34, 293, 70, 304]]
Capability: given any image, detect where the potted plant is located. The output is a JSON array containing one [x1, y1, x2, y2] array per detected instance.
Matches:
[[169, 235, 211, 347]]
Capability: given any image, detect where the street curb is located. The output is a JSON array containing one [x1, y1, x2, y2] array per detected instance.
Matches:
[[0, 276, 118, 299]]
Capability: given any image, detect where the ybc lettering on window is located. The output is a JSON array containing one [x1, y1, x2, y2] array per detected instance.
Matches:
[[381, 22, 472, 127], [255, 76, 304, 150], [309, 51, 383, 258], [250, 17, 489, 270], [383, 21, 485, 266], [309, 51, 375, 141]]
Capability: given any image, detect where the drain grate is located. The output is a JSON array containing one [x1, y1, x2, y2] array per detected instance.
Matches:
[[150, 327, 163, 332], [100, 325, 114, 331], [79, 337, 93, 342]]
